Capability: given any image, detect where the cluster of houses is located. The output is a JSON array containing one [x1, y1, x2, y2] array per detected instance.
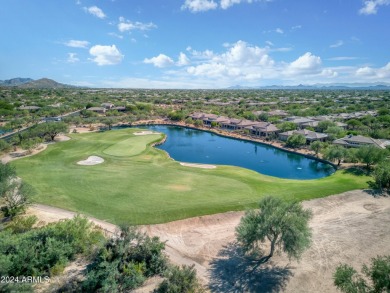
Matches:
[[189, 113, 279, 138], [189, 112, 390, 149], [189, 112, 329, 143], [86, 103, 126, 114]]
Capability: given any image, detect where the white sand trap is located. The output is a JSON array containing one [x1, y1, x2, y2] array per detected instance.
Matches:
[[77, 156, 104, 165], [133, 131, 160, 136], [180, 162, 216, 169]]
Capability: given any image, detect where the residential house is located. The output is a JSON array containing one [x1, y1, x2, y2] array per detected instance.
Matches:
[[101, 103, 114, 109], [279, 129, 328, 144], [333, 135, 390, 149], [285, 116, 316, 128], [87, 107, 106, 114], [253, 110, 288, 117], [18, 106, 41, 111], [245, 122, 279, 137], [112, 106, 126, 112]]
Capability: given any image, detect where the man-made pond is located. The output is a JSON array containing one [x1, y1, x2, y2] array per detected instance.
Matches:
[[130, 125, 335, 179]]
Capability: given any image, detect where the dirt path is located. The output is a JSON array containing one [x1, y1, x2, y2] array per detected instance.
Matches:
[[28, 204, 117, 235], [29, 190, 390, 292]]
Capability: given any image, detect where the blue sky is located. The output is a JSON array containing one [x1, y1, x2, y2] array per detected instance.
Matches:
[[1, 0, 389, 88]]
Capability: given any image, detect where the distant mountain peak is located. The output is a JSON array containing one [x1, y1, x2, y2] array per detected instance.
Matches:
[[226, 83, 390, 90], [18, 78, 76, 89]]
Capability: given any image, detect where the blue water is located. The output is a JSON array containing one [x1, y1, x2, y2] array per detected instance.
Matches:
[[129, 125, 335, 180]]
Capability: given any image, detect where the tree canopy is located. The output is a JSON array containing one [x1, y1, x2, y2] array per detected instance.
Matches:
[[334, 255, 390, 293], [236, 196, 312, 262]]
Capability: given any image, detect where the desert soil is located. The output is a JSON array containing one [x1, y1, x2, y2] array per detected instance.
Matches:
[[27, 189, 390, 292]]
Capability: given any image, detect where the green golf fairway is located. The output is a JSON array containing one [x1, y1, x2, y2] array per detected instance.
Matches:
[[12, 128, 370, 225]]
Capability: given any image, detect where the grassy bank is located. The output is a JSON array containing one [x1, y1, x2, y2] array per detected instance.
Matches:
[[12, 128, 370, 225]]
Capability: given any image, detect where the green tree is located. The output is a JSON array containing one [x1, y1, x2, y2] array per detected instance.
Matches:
[[168, 111, 185, 121], [316, 120, 336, 133], [31, 122, 68, 141], [236, 196, 312, 262], [185, 117, 193, 125], [356, 145, 387, 169], [286, 134, 306, 148], [372, 161, 390, 190], [325, 126, 346, 140], [101, 118, 116, 130], [210, 121, 220, 128], [0, 140, 11, 152], [193, 120, 203, 127], [334, 255, 390, 293], [258, 113, 269, 122], [323, 145, 347, 166], [346, 119, 363, 130], [310, 141, 323, 157], [278, 121, 296, 132]]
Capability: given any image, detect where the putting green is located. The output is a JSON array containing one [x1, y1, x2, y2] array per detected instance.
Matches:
[[103, 134, 159, 157], [11, 128, 370, 225]]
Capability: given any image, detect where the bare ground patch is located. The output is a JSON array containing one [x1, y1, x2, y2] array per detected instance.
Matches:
[[143, 190, 390, 292], [28, 190, 390, 292]]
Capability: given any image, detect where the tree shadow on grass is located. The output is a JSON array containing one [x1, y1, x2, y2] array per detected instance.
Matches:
[[208, 242, 292, 293], [341, 167, 367, 176]]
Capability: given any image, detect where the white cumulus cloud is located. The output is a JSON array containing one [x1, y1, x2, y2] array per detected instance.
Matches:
[[356, 62, 390, 78], [118, 17, 157, 32], [141, 40, 381, 87], [359, 0, 390, 15], [288, 52, 322, 74], [144, 54, 175, 68], [177, 52, 190, 66], [64, 40, 90, 48], [181, 0, 218, 12], [184, 41, 275, 82], [84, 6, 106, 19], [89, 45, 123, 66]]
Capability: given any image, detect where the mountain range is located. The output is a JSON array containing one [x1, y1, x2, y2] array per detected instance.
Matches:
[[228, 83, 390, 90], [0, 78, 75, 89], [1, 77, 390, 90], [0, 78, 34, 86]]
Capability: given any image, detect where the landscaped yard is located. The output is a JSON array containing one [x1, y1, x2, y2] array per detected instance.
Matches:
[[12, 128, 370, 225]]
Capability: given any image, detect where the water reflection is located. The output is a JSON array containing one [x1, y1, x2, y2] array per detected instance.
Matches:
[[135, 125, 335, 180]]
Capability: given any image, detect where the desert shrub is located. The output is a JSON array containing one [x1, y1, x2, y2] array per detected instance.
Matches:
[[0, 216, 103, 277], [83, 226, 167, 292]]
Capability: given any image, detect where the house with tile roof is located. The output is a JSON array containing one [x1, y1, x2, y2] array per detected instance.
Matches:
[[279, 129, 328, 144]]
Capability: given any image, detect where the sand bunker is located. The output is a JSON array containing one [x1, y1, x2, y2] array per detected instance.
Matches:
[[180, 162, 216, 169], [133, 131, 160, 136], [77, 156, 104, 165]]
